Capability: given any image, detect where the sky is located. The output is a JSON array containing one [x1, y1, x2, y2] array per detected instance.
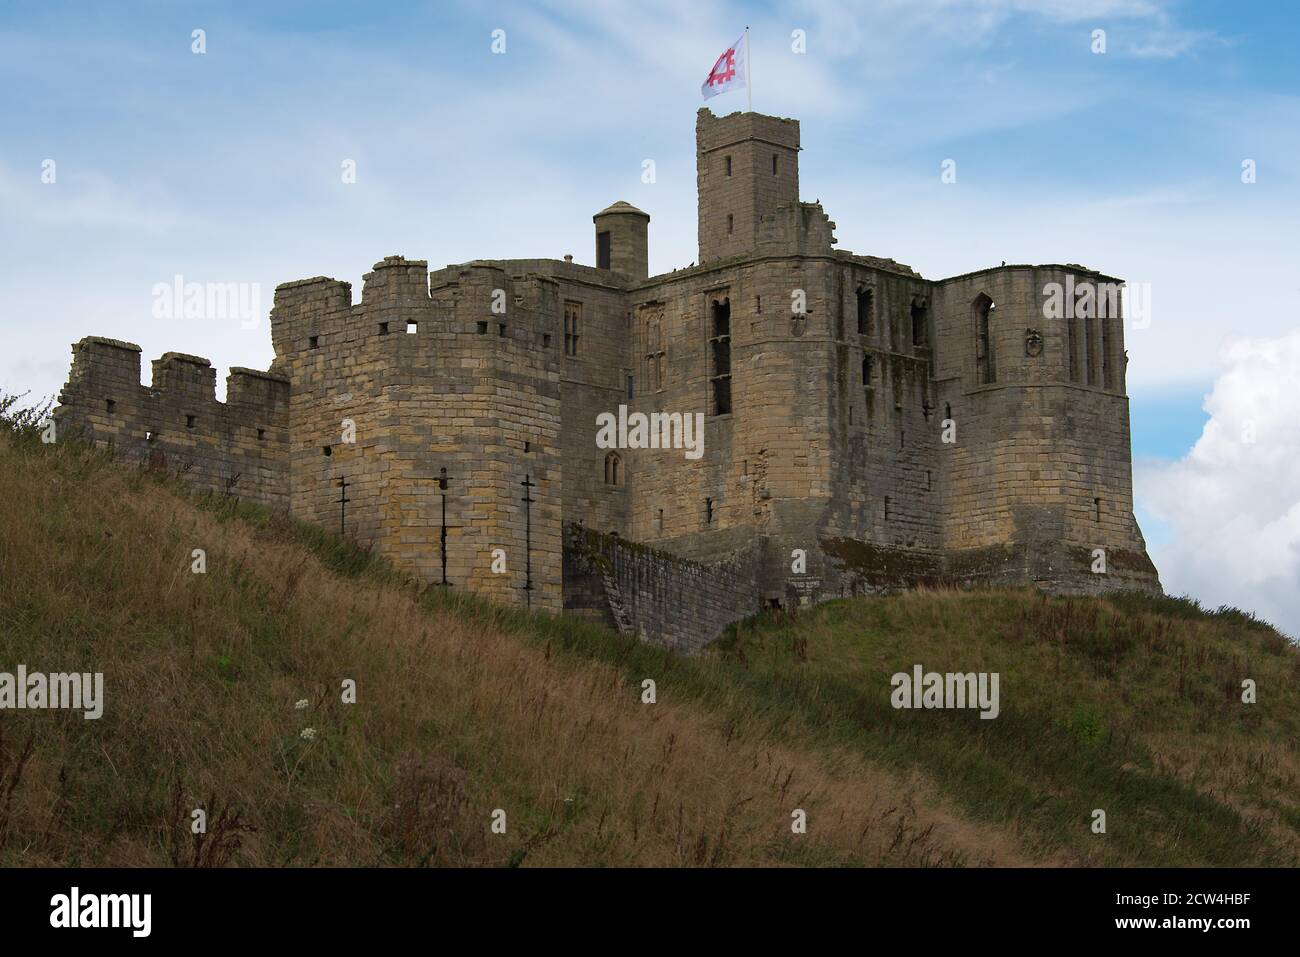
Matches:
[[2, 0, 1297, 636]]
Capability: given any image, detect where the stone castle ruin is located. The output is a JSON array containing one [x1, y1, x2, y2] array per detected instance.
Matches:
[[56, 108, 1161, 652]]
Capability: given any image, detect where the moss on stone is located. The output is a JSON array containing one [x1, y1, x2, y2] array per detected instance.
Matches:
[[820, 536, 942, 591]]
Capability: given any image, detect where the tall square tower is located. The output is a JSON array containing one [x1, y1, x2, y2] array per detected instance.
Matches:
[[696, 108, 801, 263]]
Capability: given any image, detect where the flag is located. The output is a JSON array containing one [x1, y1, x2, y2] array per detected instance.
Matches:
[[701, 32, 747, 100]]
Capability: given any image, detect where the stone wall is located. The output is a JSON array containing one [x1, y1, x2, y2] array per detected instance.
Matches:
[[55, 336, 289, 508], [564, 525, 762, 654], [820, 258, 942, 583]]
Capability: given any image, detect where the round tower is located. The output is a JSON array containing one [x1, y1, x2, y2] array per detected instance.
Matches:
[[593, 201, 649, 282]]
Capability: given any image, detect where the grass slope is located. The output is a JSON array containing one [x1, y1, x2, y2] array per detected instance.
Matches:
[[1, 428, 1296, 867]]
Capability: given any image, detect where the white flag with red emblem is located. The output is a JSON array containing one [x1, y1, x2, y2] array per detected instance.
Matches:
[[701, 31, 748, 101]]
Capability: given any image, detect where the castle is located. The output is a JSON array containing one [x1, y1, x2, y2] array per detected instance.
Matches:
[[56, 108, 1160, 651]]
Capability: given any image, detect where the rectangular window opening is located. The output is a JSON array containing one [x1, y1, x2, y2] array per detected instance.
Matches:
[[857, 288, 874, 336], [186, 414, 196, 429], [406, 320, 417, 335], [1088, 317, 1101, 387], [378, 322, 389, 335], [911, 300, 929, 347], [309, 335, 319, 349], [1101, 319, 1113, 390], [711, 378, 732, 416], [709, 297, 732, 415], [1068, 318, 1080, 382]]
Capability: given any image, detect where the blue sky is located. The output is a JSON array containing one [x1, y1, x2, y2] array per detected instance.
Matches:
[[2, 0, 1298, 632]]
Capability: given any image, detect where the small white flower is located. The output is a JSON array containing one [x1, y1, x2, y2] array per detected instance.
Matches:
[[294, 699, 309, 710], [300, 727, 316, 740]]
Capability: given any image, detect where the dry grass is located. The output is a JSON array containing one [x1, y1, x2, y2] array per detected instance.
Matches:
[[6, 427, 1293, 867], [714, 582, 1300, 865], [0, 435, 1020, 866]]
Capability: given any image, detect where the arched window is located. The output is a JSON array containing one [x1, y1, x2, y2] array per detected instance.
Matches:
[[604, 452, 622, 487], [974, 293, 996, 384]]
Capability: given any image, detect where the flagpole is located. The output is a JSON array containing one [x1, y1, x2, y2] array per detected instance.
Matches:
[[745, 26, 752, 112]]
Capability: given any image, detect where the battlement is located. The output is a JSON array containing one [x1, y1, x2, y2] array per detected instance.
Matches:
[[78, 336, 142, 352], [265, 255, 591, 376], [272, 275, 353, 316], [152, 352, 217, 400], [55, 337, 289, 507], [696, 107, 801, 152], [62, 337, 143, 393], [362, 255, 431, 305], [59, 339, 289, 423]]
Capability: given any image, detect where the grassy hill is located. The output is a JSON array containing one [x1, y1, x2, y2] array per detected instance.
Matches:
[[1, 414, 1297, 867]]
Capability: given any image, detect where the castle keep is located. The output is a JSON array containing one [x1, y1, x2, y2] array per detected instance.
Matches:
[[56, 109, 1160, 651]]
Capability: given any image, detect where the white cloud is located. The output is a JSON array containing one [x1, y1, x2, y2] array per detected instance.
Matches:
[[1136, 331, 1300, 639]]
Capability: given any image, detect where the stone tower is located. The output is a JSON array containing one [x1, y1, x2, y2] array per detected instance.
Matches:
[[696, 108, 801, 263], [265, 256, 564, 610], [593, 201, 649, 282]]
